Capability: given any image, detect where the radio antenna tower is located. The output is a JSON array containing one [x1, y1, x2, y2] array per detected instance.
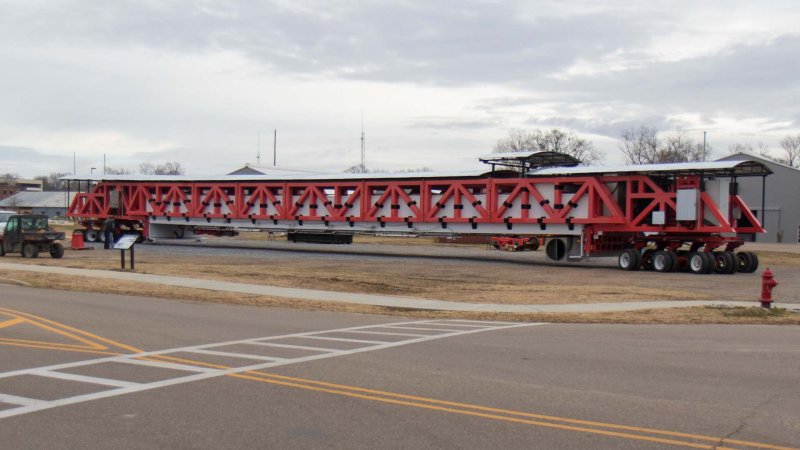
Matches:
[[257, 131, 262, 165], [360, 112, 366, 173]]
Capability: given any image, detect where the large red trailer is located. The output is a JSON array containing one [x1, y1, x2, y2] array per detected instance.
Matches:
[[66, 152, 771, 274]]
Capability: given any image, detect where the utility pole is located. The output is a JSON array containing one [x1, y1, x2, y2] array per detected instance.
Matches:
[[103, 154, 106, 175], [702, 131, 707, 162], [273, 129, 277, 167], [257, 131, 261, 165], [360, 113, 366, 173]]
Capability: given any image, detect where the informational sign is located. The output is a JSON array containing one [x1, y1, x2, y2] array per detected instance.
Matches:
[[113, 234, 139, 250]]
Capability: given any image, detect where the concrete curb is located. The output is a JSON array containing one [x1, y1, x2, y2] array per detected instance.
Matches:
[[1, 262, 796, 313]]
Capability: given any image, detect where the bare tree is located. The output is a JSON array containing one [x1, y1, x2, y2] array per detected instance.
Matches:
[[620, 126, 708, 164], [33, 172, 70, 190], [140, 162, 185, 175], [494, 128, 602, 164], [780, 134, 800, 168], [1, 173, 20, 181], [493, 129, 538, 153], [728, 141, 772, 159], [619, 126, 659, 164], [343, 165, 369, 174], [105, 166, 132, 175]]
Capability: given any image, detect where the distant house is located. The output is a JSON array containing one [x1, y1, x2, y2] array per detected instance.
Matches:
[[0, 179, 43, 200], [717, 153, 800, 243], [0, 191, 77, 218], [227, 164, 321, 177]]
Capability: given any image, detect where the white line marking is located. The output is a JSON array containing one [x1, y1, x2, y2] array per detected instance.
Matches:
[[444, 319, 521, 325], [0, 320, 546, 419], [32, 370, 139, 388], [243, 342, 339, 353], [0, 393, 45, 407], [381, 325, 464, 332], [185, 349, 286, 362], [344, 330, 428, 337], [114, 358, 220, 373], [298, 336, 388, 344], [417, 322, 493, 328]]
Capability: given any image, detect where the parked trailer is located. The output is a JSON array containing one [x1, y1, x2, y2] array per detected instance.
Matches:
[[65, 152, 771, 274]]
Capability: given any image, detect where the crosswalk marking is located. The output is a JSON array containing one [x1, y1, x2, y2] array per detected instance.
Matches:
[[0, 320, 544, 419]]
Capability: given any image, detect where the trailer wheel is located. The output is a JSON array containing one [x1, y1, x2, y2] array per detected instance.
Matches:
[[641, 249, 655, 271], [700, 252, 715, 274], [0, 242, 5, 257], [84, 229, 100, 242], [22, 244, 39, 259], [736, 251, 759, 273], [688, 252, 710, 274], [618, 249, 640, 271], [50, 243, 64, 259], [713, 251, 736, 274], [652, 250, 675, 272], [746, 252, 759, 273]]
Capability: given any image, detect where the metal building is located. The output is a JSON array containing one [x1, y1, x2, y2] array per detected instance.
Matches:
[[718, 153, 800, 243], [0, 191, 77, 218]]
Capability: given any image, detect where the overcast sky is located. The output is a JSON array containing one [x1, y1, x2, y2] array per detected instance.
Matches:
[[1, 0, 799, 177]]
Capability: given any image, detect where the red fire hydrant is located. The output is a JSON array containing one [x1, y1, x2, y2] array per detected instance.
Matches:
[[760, 268, 778, 308]]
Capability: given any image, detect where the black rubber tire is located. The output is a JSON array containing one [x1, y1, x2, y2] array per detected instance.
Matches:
[[618, 249, 641, 271], [527, 238, 540, 251], [688, 252, 710, 274], [50, 243, 64, 259], [700, 252, 715, 274], [641, 249, 655, 271], [0, 242, 5, 257], [22, 243, 39, 259], [745, 251, 759, 273], [714, 251, 736, 274], [737, 251, 759, 273], [652, 250, 676, 272], [84, 229, 100, 242]]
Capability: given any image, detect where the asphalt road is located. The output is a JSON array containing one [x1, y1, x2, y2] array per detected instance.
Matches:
[[0, 286, 798, 449]]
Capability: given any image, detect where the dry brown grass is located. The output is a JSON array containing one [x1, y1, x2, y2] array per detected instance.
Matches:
[[4, 250, 710, 304], [2, 269, 798, 325]]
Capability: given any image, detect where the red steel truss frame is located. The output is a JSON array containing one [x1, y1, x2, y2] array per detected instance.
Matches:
[[68, 173, 764, 241]]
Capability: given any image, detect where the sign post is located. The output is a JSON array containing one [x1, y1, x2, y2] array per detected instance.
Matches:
[[113, 234, 139, 271]]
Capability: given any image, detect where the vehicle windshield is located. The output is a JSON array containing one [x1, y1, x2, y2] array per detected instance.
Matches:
[[20, 217, 49, 231], [0, 213, 13, 223]]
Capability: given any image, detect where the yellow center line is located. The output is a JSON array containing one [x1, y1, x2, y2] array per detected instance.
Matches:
[[0, 317, 25, 329], [0, 339, 123, 356], [0, 311, 794, 450], [0, 307, 144, 354], [143, 355, 795, 450], [232, 372, 734, 450]]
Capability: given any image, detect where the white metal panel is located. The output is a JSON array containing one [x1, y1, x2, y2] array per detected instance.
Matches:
[[676, 189, 698, 221]]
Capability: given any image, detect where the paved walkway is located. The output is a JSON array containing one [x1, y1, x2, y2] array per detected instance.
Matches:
[[0, 262, 794, 313]]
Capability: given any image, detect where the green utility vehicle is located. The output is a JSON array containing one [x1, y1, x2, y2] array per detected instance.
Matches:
[[0, 214, 65, 258]]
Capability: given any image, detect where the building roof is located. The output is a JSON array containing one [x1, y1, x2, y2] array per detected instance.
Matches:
[[0, 191, 76, 208], [532, 159, 772, 177], [717, 152, 800, 173], [227, 164, 322, 176]]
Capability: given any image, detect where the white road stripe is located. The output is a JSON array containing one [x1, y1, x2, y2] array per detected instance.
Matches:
[[185, 349, 286, 362], [381, 325, 465, 332], [0, 393, 45, 407], [243, 342, 340, 353], [114, 358, 222, 373], [344, 330, 428, 337], [298, 336, 389, 344], [31, 370, 139, 388], [0, 320, 546, 419]]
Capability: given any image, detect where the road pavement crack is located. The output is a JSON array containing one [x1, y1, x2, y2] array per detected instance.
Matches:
[[713, 393, 780, 449]]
